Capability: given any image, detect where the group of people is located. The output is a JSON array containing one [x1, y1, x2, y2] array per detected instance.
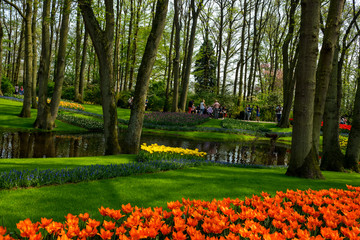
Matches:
[[14, 85, 24, 95], [188, 99, 228, 119], [244, 105, 261, 122]]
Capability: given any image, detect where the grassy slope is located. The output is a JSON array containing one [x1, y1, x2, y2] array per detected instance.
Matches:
[[0, 155, 136, 172], [0, 99, 86, 132], [1, 166, 359, 229]]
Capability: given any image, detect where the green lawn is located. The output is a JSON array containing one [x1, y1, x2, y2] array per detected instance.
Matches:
[[0, 99, 86, 132], [1, 165, 359, 229], [0, 154, 136, 172], [82, 103, 131, 120]]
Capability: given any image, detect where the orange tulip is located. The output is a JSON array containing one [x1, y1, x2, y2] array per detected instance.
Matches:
[[78, 213, 90, 222], [172, 231, 187, 240], [97, 228, 114, 240], [0, 227, 6, 236]]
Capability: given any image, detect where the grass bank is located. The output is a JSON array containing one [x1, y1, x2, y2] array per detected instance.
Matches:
[[1, 165, 359, 229]]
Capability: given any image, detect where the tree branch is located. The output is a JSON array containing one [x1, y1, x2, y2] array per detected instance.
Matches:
[[3, 0, 25, 20]]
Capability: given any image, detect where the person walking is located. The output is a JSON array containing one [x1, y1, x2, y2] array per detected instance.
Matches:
[[188, 100, 194, 113], [247, 105, 253, 120], [276, 105, 283, 123], [213, 100, 220, 119], [200, 99, 206, 114], [256, 106, 260, 122]]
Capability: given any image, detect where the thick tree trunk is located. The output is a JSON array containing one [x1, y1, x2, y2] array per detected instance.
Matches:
[[171, 0, 181, 112], [312, 0, 345, 153], [321, 45, 345, 171], [19, 0, 33, 118], [344, 44, 360, 173], [79, 0, 121, 155], [286, 0, 323, 179], [34, 0, 52, 129], [179, 0, 202, 111], [125, 0, 168, 154], [31, 0, 38, 109]]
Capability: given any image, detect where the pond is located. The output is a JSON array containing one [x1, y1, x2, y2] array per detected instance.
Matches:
[[0, 131, 290, 166]]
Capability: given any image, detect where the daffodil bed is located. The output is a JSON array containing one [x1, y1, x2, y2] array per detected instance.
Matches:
[[136, 144, 207, 162], [1, 185, 359, 240]]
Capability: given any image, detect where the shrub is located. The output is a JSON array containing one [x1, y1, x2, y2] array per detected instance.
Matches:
[[1, 77, 15, 96], [84, 85, 102, 105], [61, 86, 75, 101]]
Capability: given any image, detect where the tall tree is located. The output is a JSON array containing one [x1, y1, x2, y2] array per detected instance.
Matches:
[[78, 0, 121, 155], [31, 0, 38, 109], [74, 7, 82, 102], [125, 0, 169, 154], [34, 0, 71, 129], [279, 0, 299, 128], [171, 0, 181, 112], [312, 0, 345, 153], [344, 39, 360, 172], [286, 0, 323, 179], [0, 7, 3, 96], [4, 0, 33, 117], [179, 0, 204, 111]]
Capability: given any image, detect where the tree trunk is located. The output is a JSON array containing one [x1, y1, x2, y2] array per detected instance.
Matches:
[[321, 45, 345, 171], [79, 30, 88, 102], [179, 0, 203, 111], [0, 15, 3, 96], [13, 21, 24, 86], [344, 42, 360, 173], [312, 0, 345, 153], [216, 0, 225, 95], [285, 0, 323, 179], [49, 0, 71, 126], [124, 0, 134, 91], [74, 7, 82, 102], [79, 0, 121, 155], [34, 0, 52, 129], [31, 0, 38, 109], [278, 0, 299, 128], [171, 0, 181, 112], [125, 0, 168, 154], [164, 18, 174, 112], [19, 0, 33, 118]]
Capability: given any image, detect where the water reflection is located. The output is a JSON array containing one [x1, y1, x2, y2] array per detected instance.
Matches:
[[0, 132, 290, 166]]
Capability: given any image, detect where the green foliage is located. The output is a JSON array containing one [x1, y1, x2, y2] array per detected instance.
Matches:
[[193, 35, 217, 94], [1, 77, 15, 96], [84, 84, 102, 105], [47, 82, 55, 97], [116, 90, 133, 108], [148, 81, 166, 111], [62, 86, 75, 101]]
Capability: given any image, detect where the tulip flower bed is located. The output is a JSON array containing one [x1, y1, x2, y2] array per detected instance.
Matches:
[[144, 112, 209, 127], [339, 135, 348, 151], [137, 143, 207, 162], [57, 113, 104, 131], [221, 119, 271, 133], [1, 185, 360, 240]]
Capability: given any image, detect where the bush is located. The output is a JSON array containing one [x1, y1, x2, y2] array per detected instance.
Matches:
[[1, 77, 15, 96], [61, 86, 75, 101], [84, 85, 102, 105], [116, 90, 133, 108]]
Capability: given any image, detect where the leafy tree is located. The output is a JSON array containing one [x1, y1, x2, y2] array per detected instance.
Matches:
[[193, 33, 217, 94]]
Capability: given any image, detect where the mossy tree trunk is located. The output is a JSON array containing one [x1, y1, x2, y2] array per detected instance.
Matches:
[[125, 0, 169, 154]]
